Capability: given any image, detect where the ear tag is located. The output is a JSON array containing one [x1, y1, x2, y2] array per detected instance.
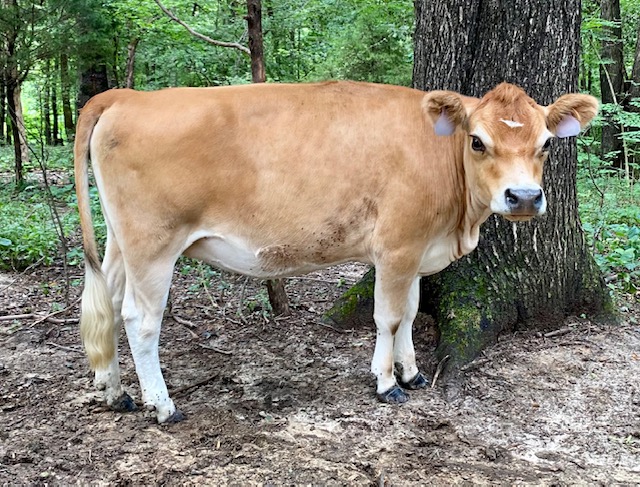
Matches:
[[434, 110, 455, 136], [555, 115, 581, 138]]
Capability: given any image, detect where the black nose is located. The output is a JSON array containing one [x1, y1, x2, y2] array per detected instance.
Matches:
[[505, 188, 544, 215]]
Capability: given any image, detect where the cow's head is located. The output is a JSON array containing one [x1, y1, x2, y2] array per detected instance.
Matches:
[[424, 83, 598, 221]]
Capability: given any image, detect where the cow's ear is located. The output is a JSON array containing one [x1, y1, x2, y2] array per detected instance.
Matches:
[[422, 91, 476, 136], [546, 93, 599, 138]]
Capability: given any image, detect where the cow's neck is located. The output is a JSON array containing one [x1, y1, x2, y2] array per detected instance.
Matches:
[[455, 151, 492, 259]]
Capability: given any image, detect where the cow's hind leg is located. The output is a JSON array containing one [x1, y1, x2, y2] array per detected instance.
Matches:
[[121, 257, 182, 423], [371, 265, 418, 404], [393, 277, 429, 390], [94, 234, 137, 412]]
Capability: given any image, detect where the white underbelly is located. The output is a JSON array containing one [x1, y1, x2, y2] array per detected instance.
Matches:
[[182, 231, 361, 278], [418, 235, 458, 276]]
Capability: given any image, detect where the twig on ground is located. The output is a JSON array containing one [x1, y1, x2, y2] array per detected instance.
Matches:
[[30, 298, 80, 327], [169, 313, 199, 338], [0, 313, 34, 321], [199, 344, 233, 355], [460, 357, 491, 372], [46, 341, 83, 353], [315, 321, 350, 334], [544, 327, 573, 338], [172, 372, 220, 398], [431, 355, 450, 388]]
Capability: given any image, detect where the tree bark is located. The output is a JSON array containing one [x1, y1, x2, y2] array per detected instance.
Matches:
[[411, 0, 610, 371], [247, 0, 266, 83], [59, 53, 75, 142], [599, 0, 625, 168], [125, 37, 140, 89]]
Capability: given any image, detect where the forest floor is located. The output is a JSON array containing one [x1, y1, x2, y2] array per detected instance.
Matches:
[[1, 261, 639, 485]]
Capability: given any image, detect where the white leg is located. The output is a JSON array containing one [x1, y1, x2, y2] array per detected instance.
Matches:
[[121, 261, 180, 423], [393, 277, 427, 388], [370, 267, 416, 403]]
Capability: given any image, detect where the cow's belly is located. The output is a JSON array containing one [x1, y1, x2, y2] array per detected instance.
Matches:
[[183, 232, 363, 278], [418, 235, 459, 276]]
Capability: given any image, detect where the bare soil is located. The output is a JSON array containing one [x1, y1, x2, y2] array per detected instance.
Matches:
[[1, 262, 639, 485]]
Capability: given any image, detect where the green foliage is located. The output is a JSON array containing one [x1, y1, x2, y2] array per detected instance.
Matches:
[[0, 183, 66, 271], [0, 145, 104, 271], [577, 140, 640, 295]]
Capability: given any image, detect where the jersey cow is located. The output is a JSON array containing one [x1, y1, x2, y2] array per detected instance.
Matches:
[[75, 81, 597, 423]]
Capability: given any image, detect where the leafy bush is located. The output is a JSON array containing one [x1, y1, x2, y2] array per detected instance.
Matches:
[[0, 185, 68, 270]]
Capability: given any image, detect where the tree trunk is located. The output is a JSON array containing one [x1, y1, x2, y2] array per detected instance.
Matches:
[[246, 0, 289, 316], [43, 60, 52, 146], [411, 0, 610, 372], [247, 0, 266, 83], [77, 63, 109, 110], [125, 37, 140, 89], [599, 0, 625, 168], [60, 53, 75, 142], [51, 66, 61, 146], [6, 80, 27, 184], [0, 76, 6, 145]]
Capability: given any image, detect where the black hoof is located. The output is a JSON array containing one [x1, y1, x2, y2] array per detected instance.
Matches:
[[164, 409, 186, 424], [377, 386, 409, 404], [399, 372, 430, 390], [111, 393, 138, 412]]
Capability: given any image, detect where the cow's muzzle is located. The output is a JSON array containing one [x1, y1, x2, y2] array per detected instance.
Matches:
[[504, 188, 545, 219]]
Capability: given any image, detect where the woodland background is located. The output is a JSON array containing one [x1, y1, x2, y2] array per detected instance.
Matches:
[[0, 0, 638, 307]]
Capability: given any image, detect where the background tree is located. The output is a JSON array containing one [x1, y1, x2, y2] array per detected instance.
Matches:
[[411, 0, 610, 373], [599, 0, 625, 168]]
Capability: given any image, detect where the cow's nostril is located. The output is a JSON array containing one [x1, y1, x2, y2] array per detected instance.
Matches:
[[534, 190, 543, 207], [505, 189, 519, 206]]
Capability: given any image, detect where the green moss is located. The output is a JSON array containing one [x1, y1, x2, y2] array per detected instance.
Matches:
[[323, 268, 375, 325]]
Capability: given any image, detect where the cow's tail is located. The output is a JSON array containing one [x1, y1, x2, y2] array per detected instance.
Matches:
[[74, 100, 115, 370]]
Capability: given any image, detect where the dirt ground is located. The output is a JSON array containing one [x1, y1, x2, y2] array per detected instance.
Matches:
[[1, 261, 639, 486]]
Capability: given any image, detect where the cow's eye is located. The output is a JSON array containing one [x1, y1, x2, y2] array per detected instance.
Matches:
[[542, 138, 552, 152], [470, 136, 485, 152]]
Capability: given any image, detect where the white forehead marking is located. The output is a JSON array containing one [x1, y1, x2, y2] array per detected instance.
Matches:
[[500, 119, 524, 128]]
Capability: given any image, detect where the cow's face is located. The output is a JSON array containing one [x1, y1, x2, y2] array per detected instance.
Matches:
[[424, 83, 598, 221]]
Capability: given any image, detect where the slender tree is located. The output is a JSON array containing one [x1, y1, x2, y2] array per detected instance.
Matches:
[[412, 0, 610, 373], [599, 0, 625, 168]]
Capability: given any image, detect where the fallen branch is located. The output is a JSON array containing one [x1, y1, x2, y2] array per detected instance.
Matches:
[[0, 313, 34, 321], [431, 355, 450, 389], [155, 0, 250, 54], [0, 312, 78, 325], [544, 327, 573, 338]]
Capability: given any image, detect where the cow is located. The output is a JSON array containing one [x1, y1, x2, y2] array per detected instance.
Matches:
[[74, 81, 598, 423]]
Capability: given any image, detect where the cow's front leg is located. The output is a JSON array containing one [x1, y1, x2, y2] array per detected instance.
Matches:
[[393, 276, 429, 390], [371, 266, 418, 404]]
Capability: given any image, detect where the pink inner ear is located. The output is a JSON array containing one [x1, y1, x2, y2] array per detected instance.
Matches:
[[555, 115, 581, 138], [434, 110, 455, 136]]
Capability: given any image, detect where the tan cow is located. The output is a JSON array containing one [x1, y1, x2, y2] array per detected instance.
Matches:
[[75, 81, 597, 423]]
